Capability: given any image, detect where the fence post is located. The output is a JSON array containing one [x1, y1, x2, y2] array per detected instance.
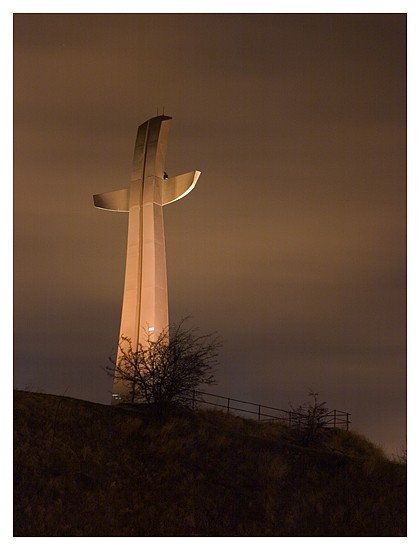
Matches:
[[258, 404, 261, 421], [346, 413, 350, 431], [227, 397, 230, 413], [334, 409, 336, 428]]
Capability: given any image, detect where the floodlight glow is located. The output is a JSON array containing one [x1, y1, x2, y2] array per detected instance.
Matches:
[[93, 116, 201, 403]]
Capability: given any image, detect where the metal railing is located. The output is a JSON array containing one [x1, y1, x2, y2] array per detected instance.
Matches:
[[190, 390, 351, 431]]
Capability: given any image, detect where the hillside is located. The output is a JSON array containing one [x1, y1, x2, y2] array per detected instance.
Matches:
[[14, 390, 406, 536]]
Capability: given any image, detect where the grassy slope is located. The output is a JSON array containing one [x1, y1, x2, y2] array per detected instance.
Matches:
[[14, 390, 406, 536]]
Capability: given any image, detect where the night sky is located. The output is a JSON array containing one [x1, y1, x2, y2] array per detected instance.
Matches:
[[13, 13, 406, 456]]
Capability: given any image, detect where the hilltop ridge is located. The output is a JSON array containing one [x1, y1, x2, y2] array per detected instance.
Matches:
[[14, 390, 406, 536]]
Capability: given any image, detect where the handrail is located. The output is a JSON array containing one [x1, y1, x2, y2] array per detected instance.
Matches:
[[190, 389, 351, 430]]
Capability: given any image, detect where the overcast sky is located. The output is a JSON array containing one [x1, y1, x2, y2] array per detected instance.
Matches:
[[13, 13, 406, 455]]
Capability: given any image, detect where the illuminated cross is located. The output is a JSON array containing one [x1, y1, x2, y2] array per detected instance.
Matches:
[[93, 115, 200, 402]]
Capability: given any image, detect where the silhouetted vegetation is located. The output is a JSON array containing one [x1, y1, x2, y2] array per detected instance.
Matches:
[[109, 321, 220, 407], [14, 390, 406, 536], [289, 391, 331, 446]]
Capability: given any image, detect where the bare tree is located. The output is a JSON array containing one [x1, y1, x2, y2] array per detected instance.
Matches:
[[108, 320, 221, 408], [289, 391, 330, 445]]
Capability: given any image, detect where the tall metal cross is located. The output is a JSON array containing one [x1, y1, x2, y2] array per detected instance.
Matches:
[[93, 115, 201, 401]]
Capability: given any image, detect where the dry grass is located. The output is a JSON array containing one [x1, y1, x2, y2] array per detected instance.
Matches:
[[14, 390, 406, 536]]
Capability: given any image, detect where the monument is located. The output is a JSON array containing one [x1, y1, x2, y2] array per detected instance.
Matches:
[[93, 115, 201, 401]]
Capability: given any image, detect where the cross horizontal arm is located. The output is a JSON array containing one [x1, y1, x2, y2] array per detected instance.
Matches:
[[93, 188, 129, 212], [161, 170, 201, 206]]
